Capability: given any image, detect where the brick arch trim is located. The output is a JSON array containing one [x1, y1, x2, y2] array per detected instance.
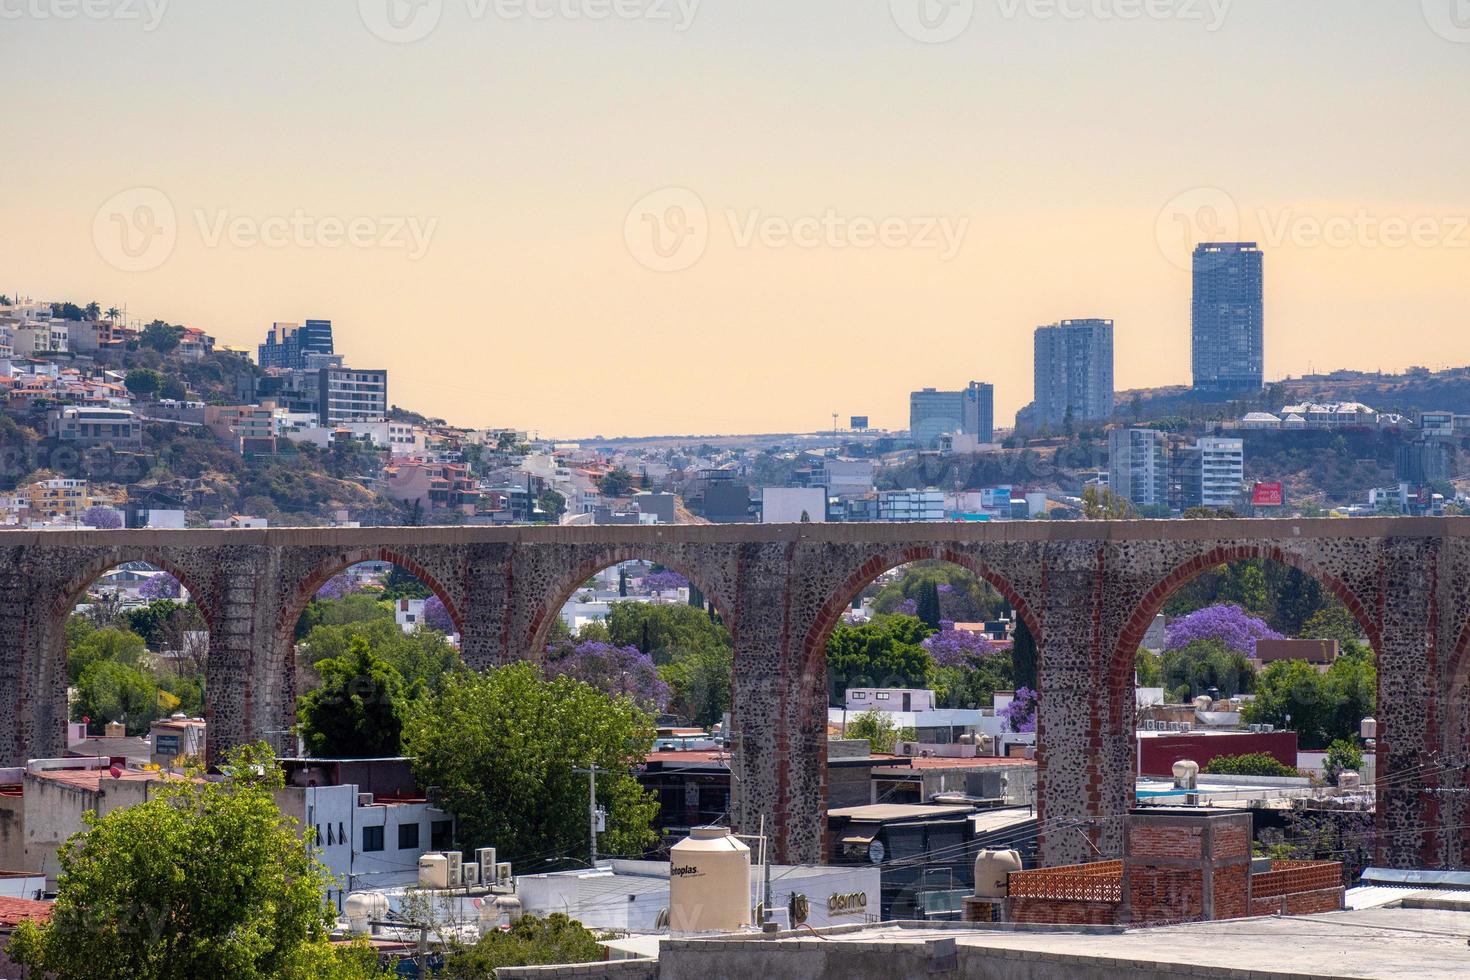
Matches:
[[525, 548, 735, 658], [1107, 542, 1381, 733], [280, 548, 467, 644]]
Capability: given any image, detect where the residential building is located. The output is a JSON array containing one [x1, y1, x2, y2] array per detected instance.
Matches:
[[257, 320, 334, 370], [1192, 242, 1264, 395], [25, 479, 89, 521], [318, 367, 388, 425], [1197, 437, 1245, 509], [1108, 428, 1168, 509], [10, 321, 67, 356], [1031, 319, 1113, 429], [204, 404, 277, 454], [1397, 438, 1455, 486], [45, 406, 143, 446], [761, 486, 828, 523], [909, 381, 994, 446], [876, 488, 944, 521]]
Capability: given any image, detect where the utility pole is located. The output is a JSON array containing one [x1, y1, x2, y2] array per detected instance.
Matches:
[[574, 765, 602, 867]]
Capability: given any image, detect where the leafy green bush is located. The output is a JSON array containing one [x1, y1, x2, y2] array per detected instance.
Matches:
[[1202, 753, 1300, 778]]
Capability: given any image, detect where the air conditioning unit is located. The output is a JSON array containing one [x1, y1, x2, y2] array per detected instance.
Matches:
[[1143, 720, 1156, 731], [495, 861, 512, 885], [1180, 722, 1192, 732], [477, 848, 497, 882], [461, 862, 480, 886], [1263, 724, 1274, 733], [445, 851, 463, 885]]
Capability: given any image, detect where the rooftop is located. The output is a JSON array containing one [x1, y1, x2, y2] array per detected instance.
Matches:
[[671, 907, 1470, 979], [0, 897, 52, 927]]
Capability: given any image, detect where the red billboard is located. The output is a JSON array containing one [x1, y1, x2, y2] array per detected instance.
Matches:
[[1253, 482, 1284, 507]]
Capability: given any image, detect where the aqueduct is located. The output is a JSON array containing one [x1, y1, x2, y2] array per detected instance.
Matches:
[[4, 517, 1470, 869]]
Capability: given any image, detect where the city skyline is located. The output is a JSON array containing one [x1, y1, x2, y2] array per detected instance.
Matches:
[[4, 3, 1468, 437]]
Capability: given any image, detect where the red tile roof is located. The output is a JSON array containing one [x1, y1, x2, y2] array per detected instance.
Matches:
[[0, 897, 52, 926]]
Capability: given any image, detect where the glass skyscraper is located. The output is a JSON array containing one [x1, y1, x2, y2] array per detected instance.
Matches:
[[1031, 319, 1114, 429], [1191, 243, 1263, 395], [258, 319, 335, 370]]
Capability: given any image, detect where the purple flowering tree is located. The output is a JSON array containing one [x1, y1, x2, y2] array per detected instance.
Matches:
[[546, 641, 669, 711], [896, 598, 918, 616], [642, 570, 689, 593], [922, 626, 995, 668], [1002, 686, 1038, 734], [81, 506, 122, 529], [423, 594, 456, 633], [1165, 604, 1282, 657], [315, 574, 358, 600], [139, 573, 181, 601]]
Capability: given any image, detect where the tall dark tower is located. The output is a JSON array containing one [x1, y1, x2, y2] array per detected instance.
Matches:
[[1191, 243, 1263, 395]]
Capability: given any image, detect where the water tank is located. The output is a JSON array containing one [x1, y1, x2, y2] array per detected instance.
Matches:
[[479, 895, 523, 935], [418, 853, 450, 889], [977, 734, 995, 756], [343, 891, 388, 935], [958, 733, 977, 746], [1172, 759, 1199, 790], [669, 826, 751, 933], [1360, 717, 1377, 740], [973, 849, 1022, 899], [1338, 771, 1363, 791], [1193, 696, 1212, 712]]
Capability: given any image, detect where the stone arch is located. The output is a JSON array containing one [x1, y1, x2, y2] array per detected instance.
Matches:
[[40, 549, 219, 757], [1108, 541, 1379, 735], [278, 546, 466, 647], [524, 547, 735, 660], [793, 544, 1043, 857], [268, 547, 469, 746]]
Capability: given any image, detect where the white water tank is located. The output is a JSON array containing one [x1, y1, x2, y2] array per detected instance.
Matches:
[[1194, 696, 1212, 712], [973, 849, 1022, 899], [419, 853, 450, 889], [1172, 759, 1199, 790], [343, 891, 388, 935], [1338, 771, 1363, 791], [669, 826, 751, 933]]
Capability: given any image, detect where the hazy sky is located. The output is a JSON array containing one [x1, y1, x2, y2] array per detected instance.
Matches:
[[3, 1, 1468, 436]]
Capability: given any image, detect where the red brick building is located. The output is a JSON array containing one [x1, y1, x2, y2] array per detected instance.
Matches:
[[1005, 808, 1342, 926]]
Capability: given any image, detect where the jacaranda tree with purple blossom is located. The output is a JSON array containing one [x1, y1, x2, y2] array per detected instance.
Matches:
[[546, 641, 669, 711], [1165, 604, 1282, 658], [139, 572, 181, 601], [1002, 686, 1037, 734], [922, 626, 995, 669], [314, 574, 359, 601], [422, 594, 455, 634], [81, 506, 122, 530], [641, 570, 688, 593]]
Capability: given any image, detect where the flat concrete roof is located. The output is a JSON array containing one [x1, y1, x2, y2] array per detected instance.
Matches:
[[827, 803, 975, 821], [705, 908, 1470, 978]]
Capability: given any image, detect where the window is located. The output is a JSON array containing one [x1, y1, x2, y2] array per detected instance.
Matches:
[[362, 826, 385, 852], [852, 692, 867, 700], [313, 824, 321, 846], [876, 692, 890, 700], [327, 823, 335, 846], [398, 823, 420, 850], [431, 820, 453, 850]]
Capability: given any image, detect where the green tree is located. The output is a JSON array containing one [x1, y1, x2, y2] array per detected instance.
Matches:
[[380, 566, 432, 601], [1159, 639, 1256, 701], [825, 615, 936, 705], [1135, 647, 1162, 687], [843, 709, 916, 754], [1243, 659, 1330, 748], [403, 663, 657, 864], [68, 626, 148, 684], [932, 651, 1014, 710], [441, 913, 604, 977], [1302, 606, 1362, 646], [914, 579, 942, 630], [125, 368, 165, 397], [141, 320, 183, 352], [73, 660, 159, 734], [297, 638, 409, 757], [7, 743, 375, 980], [657, 646, 732, 727], [599, 467, 635, 497], [1082, 485, 1133, 519], [603, 602, 730, 664]]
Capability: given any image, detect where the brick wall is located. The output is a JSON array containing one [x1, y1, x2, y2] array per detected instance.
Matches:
[[1250, 886, 1344, 916], [1007, 898, 1119, 925], [1139, 732, 1299, 777]]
